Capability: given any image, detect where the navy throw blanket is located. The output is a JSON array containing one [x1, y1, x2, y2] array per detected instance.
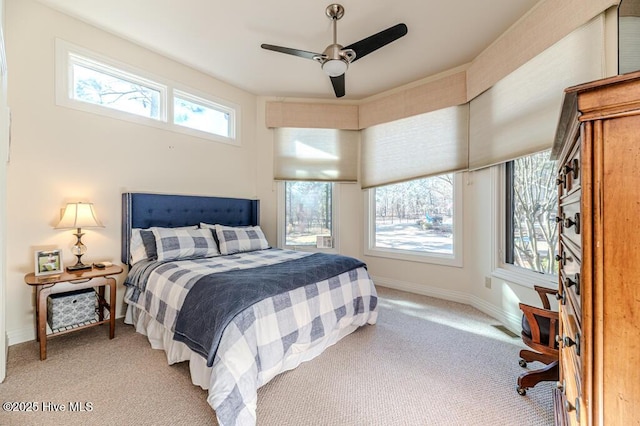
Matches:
[[173, 253, 366, 367]]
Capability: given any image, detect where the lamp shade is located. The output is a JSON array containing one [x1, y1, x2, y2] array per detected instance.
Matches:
[[55, 202, 104, 229]]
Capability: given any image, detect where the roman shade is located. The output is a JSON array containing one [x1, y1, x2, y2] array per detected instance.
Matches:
[[273, 127, 359, 182], [619, 16, 640, 74], [360, 104, 469, 189], [468, 15, 605, 170]]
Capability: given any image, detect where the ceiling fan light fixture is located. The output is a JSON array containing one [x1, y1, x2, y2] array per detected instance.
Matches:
[[322, 59, 348, 77]]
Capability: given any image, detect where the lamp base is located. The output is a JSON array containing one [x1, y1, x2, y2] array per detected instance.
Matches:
[[66, 263, 92, 272]]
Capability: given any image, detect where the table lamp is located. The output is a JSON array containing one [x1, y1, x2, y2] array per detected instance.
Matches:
[[55, 202, 104, 271]]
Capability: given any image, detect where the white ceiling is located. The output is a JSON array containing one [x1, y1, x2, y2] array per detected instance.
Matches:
[[35, 0, 541, 100]]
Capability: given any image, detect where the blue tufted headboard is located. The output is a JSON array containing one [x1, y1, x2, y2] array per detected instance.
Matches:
[[121, 192, 260, 265]]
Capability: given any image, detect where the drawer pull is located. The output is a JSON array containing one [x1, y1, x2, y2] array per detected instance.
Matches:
[[555, 253, 572, 265], [556, 176, 565, 187], [556, 292, 566, 305], [564, 158, 580, 179], [565, 273, 580, 295], [563, 333, 581, 356], [556, 380, 565, 392], [564, 213, 580, 234], [565, 400, 575, 412], [555, 216, 563, 224]]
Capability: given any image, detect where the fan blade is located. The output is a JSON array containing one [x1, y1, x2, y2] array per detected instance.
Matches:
[[330, 74, 346, 98], [261, 44, 322, 61], [345, 23, 408, 63]]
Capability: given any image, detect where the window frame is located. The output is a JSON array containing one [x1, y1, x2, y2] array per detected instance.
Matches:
[[172, 88, 236, 140], [364, 173, 464, 267], [492, 163, 557, 289], [55, 39, 240, 146], [67, 52, 167, 122], [276, 181, 340, 253]]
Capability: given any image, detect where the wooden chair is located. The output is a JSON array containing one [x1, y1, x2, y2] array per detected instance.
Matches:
[[516, 285, 559, 396]]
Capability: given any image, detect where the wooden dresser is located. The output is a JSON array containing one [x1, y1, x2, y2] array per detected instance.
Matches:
[[551, 71, 640, 425]]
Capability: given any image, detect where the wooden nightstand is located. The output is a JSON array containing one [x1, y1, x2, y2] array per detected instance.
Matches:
[[24, 264, 123, 360]]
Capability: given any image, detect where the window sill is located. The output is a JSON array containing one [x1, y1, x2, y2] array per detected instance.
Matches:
[[491, 267, 557, 290], [364, 247, 462, 268], [282, 246, 339, 255]]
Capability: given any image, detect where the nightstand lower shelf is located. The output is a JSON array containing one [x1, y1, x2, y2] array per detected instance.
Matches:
[[45, 293, 112, 336], [25, 265, 122, 360]]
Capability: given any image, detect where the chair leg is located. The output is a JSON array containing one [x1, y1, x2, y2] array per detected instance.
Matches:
[[519, 349, 556, 366], [517, 360, 559, 392]]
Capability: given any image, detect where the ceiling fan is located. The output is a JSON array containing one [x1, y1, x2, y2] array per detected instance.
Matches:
[[261, 4, 408, 98]]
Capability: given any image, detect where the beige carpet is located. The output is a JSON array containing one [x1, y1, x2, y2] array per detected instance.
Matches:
[[0, 286, 553, 425]]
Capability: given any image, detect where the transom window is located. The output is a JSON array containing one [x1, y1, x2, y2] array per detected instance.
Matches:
[[56, 39, 238, 145], [71, 55, 164, 120], [173, 90, 233, 138]]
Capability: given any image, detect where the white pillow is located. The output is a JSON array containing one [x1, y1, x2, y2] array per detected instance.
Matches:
[[129, 229, 147, 265], [201, 223, 270, 255], [152, 227, 220, 261]]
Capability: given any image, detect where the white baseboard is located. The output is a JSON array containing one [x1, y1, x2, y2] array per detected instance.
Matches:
[[372, 275, 471, 304], [372, 275, 522, 335], [468, 294, 522, 335], [7, 327, 35, 346]]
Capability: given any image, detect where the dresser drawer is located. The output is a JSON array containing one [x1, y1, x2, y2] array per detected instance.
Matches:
[[559, 359, 583, 426], [557, 240, 581, 275], [560, 270, 581, 321], [559, 306, 582, 425], [558, 142, 581, 198], [558, 192, 581, 250], [560, 303, 582, 378]]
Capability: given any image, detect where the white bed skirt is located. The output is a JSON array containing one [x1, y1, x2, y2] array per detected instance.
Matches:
[[124, 303, 362, 392]]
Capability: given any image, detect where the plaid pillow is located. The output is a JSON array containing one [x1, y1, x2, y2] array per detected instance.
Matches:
[[129, 226, 197, 264], [201, 223, 270, 255], [152, 227, 220, 261]]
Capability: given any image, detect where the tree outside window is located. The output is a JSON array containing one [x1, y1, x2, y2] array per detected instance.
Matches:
[[506, 150, 558, 275], [73, 63, 161, 119], [284, 181, 332, 246]]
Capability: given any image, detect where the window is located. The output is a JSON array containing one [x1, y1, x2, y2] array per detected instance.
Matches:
[[505, 150, 558, 276], [173, 90, 234, 138], [56, 39, 239, 145], [70, 55, 164, 120], [365, 174, 463, 266], [278, 181, 337, 250]]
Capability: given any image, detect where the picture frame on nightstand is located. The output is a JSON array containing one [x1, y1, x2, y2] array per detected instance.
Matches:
[[34, 249, 63, 276]]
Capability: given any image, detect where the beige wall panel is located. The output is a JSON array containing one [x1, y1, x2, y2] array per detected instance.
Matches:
[[619, 0, 640, 16], [359, 71, 467, 128], [467, 0, 618, 100], [265, 102, 359, 130]]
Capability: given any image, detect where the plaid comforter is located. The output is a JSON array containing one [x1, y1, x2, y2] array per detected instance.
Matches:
[[125, 248, 311, 332], [124, 248, 378, 426]]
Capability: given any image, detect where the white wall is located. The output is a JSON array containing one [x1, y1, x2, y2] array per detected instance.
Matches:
[[5, 0, 258, 344]]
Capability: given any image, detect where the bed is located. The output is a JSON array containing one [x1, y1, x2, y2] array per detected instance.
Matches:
[[121, 192, 378, 425]]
